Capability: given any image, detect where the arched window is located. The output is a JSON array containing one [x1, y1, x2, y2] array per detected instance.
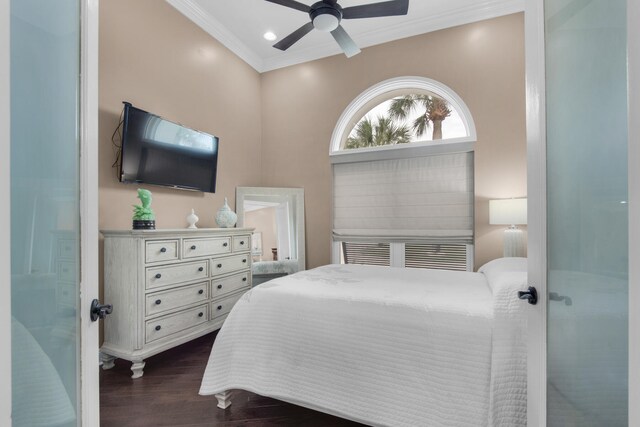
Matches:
[[330, 76, 476, 159], [330, 77, 477, 271]]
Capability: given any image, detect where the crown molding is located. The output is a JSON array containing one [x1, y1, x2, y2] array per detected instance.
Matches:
[[167, 0, 524, 73], [165, 0, 265, 71]]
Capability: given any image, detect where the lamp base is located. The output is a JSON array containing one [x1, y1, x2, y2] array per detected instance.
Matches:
[[503, 227, 526, 257]]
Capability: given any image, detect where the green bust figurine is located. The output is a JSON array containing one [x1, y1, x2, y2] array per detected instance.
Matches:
[[132, 189, 155, 221]]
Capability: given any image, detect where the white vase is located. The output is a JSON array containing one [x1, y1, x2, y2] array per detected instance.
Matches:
[[215, 197, 237, 228], [186, 208, 199, 229]]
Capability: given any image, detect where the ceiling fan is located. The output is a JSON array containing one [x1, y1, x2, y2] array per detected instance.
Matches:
[[265, 0, 409, 58]]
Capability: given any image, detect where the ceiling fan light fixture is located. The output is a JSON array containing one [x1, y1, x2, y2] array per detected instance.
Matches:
[[312, 13, 340, 32], [266, 0, 409, 56]]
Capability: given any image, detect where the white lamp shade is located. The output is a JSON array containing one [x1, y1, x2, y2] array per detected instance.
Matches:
[[489, 198, 527, 225]]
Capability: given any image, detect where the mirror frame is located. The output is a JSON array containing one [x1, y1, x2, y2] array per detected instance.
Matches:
[[236, 187, 306, 272]]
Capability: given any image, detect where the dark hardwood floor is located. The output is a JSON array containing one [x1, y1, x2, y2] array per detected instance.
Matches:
[[100, 332, 367, 426]]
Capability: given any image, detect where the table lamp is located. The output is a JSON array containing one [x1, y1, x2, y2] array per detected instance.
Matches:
[[489, 198, 527, 257], [251, 232, 263, 261]]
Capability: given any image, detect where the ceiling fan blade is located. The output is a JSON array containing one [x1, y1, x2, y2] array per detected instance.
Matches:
[[273, 22, 315, 51], [264, 0, 311, 13], [330, 25, 361, 58], [342, 0, 409, 19]]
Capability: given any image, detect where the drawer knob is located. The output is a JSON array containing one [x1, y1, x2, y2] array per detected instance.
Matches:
[[160, 247, 167, 253], [217, 284, 222, 289], [198, 266, 204, 272], [217, 305, 222, 310], [242, 259, 247, 263], [217, 263, 222, 268], [155, 273, 162, 279], [191, 245, 197, 250], [155, 299, 161, 305], [223, 242, 228, 247], [242, 277, 247, 282], [198, 289, 204, 295], [240, 241, 245, 245], [155, 325, 161, 331], [198, 312, 204, 317]]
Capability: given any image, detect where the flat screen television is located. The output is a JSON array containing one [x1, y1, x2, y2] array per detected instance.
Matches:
[[119, 102, 219, 193]]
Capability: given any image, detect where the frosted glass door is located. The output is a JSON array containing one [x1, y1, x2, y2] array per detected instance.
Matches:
[[545, 0, 628, 425], [10, 0, 81, 425]]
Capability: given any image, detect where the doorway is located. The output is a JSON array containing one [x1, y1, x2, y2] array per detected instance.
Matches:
[[1, 0, 100, 425], [526, 0, 634, 425]]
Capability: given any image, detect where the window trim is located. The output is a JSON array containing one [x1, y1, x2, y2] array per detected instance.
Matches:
[[329, 76, 477, 164], [330, 77, 477, 270]]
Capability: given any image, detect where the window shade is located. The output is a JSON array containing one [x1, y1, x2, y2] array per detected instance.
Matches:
[[333, 152, 473, 242]]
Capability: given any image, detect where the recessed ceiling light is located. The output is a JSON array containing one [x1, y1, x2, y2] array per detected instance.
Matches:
[[263, 32, 277, 41]]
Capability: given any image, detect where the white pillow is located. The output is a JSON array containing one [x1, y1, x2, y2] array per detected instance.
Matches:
[[478, 257, 528, 294], [478, 257, 527, 275]]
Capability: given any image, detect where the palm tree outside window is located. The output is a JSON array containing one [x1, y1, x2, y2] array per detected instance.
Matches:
[[342, 91, 466, 150], [389, 94, 452, 140]]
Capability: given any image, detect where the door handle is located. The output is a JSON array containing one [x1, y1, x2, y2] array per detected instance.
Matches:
[[518, 286, 538, 305], [90, 299, 113, 321], [549, 292, 573, 306]]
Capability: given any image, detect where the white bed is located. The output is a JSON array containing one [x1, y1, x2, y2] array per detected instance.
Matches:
[[200, 258, 528, 427]]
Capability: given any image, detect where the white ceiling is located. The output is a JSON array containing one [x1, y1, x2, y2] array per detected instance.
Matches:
[[166, 0, 524, 72]]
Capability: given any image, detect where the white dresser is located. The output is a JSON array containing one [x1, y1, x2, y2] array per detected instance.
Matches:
[[100, 228, 253, 378]]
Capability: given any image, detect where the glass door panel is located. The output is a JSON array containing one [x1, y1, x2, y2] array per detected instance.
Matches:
[[10, 0, 80, 425], [545, 0, 628, 425]]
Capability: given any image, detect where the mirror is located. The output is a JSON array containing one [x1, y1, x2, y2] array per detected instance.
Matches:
[[236, 187, 305, 284]]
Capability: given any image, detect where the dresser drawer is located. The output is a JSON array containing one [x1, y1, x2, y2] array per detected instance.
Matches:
[[211, 272, 250, 299], [145, 281, 209, 317], [211, 253, 250, 277], [212, 292, 245, 320], [145, 261, 208, 290], [232, 235, 250, 252], [145, 304, 209, 343], [56, 283, 76, 309], [145, 240, 179, 264], [183, 237, 231, 259], [57, 261, 75, 282], [57, 239, 76, 260]]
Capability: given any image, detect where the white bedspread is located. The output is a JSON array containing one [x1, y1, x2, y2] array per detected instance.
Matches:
[[200, 262, 527, 426]]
